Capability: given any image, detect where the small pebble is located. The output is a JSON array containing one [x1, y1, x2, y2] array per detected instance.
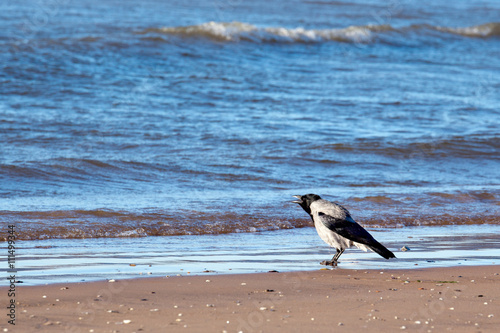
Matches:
[[488, 314, 494, 318], [338, 322, 343, 326], [108, 279, 115, 283], [123, 320, 131, 324]]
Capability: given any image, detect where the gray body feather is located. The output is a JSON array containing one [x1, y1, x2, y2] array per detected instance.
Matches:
[[311, 199, 372, 253]]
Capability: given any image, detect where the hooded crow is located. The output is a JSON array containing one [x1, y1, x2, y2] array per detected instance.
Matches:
[[293, 194, 395, 266]]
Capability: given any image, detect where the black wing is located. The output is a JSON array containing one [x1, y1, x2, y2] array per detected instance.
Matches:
[[317, 212, 377, 245]]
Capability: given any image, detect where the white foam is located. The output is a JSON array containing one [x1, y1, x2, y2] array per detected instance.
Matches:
[[155, 21, 383, 43], [438, 22, 500, 38]]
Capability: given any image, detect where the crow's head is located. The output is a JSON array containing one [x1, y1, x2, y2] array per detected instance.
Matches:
[[292, 194, 322, 216]]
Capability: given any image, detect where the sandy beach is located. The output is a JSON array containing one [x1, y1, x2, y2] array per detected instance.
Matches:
[[3, 1, 499, 333], [4, 265, 499, 332]]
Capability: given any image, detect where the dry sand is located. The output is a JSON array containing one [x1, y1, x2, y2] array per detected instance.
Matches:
[[4, 265, 499, 332]]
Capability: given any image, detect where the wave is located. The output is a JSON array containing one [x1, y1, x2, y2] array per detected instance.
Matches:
[[138, 21, 387, 43], [0, 158, 288, 190], [7, 21, 498, 50], [0, 209, 310, 241], [136, 21, 500, 43], [429, 191, 497, 203], [1, 207, 498, 241], [314, 135, 500, 158], [0, 158, 131, 185], [437, 22, 500, 38]]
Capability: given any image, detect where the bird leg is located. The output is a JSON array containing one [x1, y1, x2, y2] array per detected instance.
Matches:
[[320, 249, 345, 266]]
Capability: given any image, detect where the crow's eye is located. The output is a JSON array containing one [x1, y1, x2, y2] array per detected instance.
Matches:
[[318, 212, 325, 216]]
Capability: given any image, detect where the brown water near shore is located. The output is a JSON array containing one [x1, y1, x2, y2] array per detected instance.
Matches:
[[1, 207, 498, 241]]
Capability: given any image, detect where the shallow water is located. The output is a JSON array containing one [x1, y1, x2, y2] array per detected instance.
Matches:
[[14, 225, 500, 286]]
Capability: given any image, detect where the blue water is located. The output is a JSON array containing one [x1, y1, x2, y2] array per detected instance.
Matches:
[[0, 0, 499, 240]]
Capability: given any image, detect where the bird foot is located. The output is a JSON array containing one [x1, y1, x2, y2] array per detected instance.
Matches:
[[320, 260, 338, 267]]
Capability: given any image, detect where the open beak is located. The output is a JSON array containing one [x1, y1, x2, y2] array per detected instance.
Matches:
[[292, 195, 302, 204]]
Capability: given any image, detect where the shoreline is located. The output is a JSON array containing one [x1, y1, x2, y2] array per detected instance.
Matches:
[[4, 265, 499, 332], [13, 225, 500, 286]]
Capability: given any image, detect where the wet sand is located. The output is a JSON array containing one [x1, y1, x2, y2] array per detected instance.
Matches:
[[5, 265, 499, 332]]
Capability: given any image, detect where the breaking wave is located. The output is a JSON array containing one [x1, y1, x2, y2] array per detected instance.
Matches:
[[139, 21, 386, 43], [137, 21, 500, 43], [437, 22, 500, 38]]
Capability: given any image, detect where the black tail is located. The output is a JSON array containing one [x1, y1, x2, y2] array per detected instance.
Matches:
[[369, 241, 396, 259]]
